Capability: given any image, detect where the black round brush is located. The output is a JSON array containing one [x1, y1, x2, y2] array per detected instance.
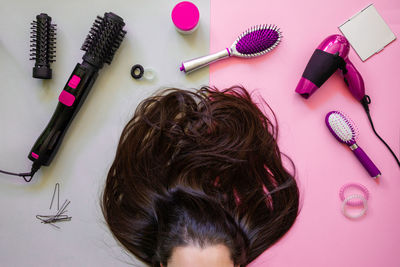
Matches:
[[30, 13, 56, 79], [28, 12, 126, 170], [81, 12, 126, 69]]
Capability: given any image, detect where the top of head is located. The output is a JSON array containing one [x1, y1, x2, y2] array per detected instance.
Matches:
[[317, 34, 350, 58], [325, 111, 356, 145], [232, 24, 281, 57], [81, 12, 127, 69]]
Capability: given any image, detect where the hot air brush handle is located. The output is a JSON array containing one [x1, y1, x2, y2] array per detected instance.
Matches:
[[28, 64, 98, 166], [350, 144, 381, 178]]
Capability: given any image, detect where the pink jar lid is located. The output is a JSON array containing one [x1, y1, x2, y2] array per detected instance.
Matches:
[[171, 1, 200, 32]]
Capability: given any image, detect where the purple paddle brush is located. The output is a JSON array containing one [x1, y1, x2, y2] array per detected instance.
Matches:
[[180, 24, 282, 73], [325, 111, 381, 178]]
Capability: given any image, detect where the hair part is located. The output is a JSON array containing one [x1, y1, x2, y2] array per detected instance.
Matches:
[[154, 186, 248, 266]]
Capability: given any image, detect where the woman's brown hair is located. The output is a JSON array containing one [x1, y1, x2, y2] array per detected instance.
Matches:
[[102, 86, 299, 266]]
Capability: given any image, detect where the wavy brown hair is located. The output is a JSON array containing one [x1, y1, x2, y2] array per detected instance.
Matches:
[[102, 86, 299, 266]]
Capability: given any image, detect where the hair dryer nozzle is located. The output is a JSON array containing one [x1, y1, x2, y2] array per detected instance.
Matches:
[[295, 77, 319, 99]]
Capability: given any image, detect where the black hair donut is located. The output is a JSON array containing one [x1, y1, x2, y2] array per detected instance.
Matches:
[[131, 64, 144, 79]]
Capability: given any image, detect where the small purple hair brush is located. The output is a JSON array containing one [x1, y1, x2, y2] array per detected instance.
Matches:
[[180, 24, 282, 73], [325, 111, 381, 179]]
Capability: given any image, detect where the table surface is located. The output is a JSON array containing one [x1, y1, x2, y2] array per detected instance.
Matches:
[[0, 1, 209, 266], [1, 0, 399, 266], [210, 0, 400, 266]]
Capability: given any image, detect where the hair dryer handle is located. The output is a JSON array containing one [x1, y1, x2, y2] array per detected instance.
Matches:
[[342, 59, 365, 101], [351, 145, 381, 178]]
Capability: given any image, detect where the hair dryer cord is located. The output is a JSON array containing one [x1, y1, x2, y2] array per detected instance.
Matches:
[[361, 95, 400, 168]]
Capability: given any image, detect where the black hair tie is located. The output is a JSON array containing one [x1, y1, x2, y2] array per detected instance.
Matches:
[[131, 64, 144, 79]]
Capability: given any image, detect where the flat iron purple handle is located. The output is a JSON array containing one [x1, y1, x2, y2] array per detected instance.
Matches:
[[351, 145, 381, 178]]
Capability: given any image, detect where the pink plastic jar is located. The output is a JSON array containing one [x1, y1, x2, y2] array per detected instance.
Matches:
[[171, 1, 200, 34]]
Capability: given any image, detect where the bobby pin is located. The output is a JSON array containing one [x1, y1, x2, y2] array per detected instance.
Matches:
[[36, 183, 72, 228], [49, 182, 60, 210]]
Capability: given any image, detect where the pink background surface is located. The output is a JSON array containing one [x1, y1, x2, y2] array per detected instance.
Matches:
[[209, 0, 400, 266]]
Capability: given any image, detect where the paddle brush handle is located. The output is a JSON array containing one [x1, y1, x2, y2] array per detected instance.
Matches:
[[180, 48, 231, 73], [351, 144, 381, 178]]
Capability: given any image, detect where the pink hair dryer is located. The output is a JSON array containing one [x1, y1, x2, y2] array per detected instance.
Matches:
[[295, 34, 365, 101]]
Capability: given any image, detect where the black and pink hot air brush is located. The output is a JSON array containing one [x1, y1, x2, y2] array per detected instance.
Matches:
[[0, 12, 126, 182], [180, 24, 282, 73], [28, 12, 126, 172]]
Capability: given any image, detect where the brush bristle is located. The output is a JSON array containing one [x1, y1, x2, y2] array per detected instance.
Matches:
[[233, 24, 281, 57], [326, 111, 357, 144], [81, 12, 126, 68], [30, 14, 56, 64]]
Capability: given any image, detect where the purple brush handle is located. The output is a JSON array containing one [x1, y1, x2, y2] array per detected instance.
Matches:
[[351, 145, 381, 178]]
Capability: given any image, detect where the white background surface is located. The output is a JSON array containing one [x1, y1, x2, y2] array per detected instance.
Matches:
[[0, 0, 209, 266]]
